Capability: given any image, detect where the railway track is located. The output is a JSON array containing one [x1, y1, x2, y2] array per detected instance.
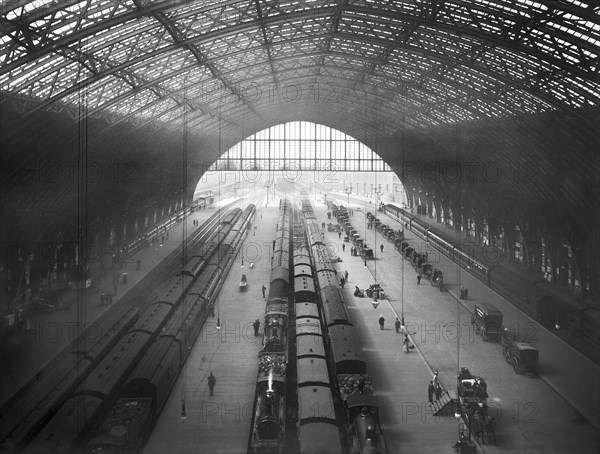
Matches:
[[0, 203, 240, 450]]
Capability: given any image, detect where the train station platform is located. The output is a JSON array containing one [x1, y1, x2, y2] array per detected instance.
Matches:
[[146, 195, 467, 454], [399, 201, 599, 365], [0, 201, 230, 405], [328, 194, 600, 454], [144, 198, 276, 454]]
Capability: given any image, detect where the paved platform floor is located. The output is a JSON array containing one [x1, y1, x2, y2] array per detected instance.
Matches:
[[143, 193, 599, 454], [329, 194, 600, 454], [145, 200, 276, 454]]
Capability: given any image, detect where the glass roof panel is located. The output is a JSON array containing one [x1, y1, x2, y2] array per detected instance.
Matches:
[[0, 0, 597, 129]]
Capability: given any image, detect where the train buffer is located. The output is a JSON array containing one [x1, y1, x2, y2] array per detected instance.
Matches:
[[431, 389, 455, 416]]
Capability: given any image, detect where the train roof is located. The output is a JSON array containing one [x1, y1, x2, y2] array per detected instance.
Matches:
[[298, 386, 336, 420], [272, 251, 290, 269], [293, 256, 312, 268], [295, 301, 320, 319], [297, 357, 330, 385], [294, 264, 313, 277], [328, 325, 366, 374], [296, 320, 323, 336], [294, 276, 316, 294], [270, 267, 290, 284], [316, 269, 337, 287], [298, 423, 342, 454], [296, 334, 326, 358], [320, 286, 350, 325]]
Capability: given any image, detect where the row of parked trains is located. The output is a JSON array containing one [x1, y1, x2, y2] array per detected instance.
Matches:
[[380, 202, 600, 345], [249, 197, 387, 454], [0, 205, 255, 453]]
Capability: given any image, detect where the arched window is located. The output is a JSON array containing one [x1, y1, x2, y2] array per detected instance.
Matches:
[[210, 122, 391, 172]]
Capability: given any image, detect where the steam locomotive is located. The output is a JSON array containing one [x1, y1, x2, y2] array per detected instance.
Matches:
[[250, 198, 291, 453]]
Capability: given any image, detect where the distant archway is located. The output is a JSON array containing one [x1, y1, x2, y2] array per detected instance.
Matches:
[[210, 121, 391, 173]]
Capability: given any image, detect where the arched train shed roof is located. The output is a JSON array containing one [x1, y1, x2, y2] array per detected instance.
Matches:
[[0, 0, 599, 243]]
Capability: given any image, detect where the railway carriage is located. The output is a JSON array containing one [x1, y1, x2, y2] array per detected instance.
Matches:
[[294, 266, 317, 304], [27, 301, 174, 453], [296, 340, 342, 454], [300, 196, 387, 454]]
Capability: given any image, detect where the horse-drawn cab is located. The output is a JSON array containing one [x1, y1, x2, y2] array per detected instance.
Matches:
[[457, 367, 488, 407], [430, 268, 443, 284], [419, 262, 433, 276], [396, 230, 404, 242], [412, 252, 427, 269], [385, 229, 396, 242]]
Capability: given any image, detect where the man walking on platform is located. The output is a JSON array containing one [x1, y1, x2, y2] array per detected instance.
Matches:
[[208, 372, 216, 396], [342, 243, 345, 252], [395, 317, 401, 333], [378, 314, 385, 330], [417, 274, 422, 285], [428, 381, 435, 404], [253, 319, 260, 337], [262, 285, 266, 298]]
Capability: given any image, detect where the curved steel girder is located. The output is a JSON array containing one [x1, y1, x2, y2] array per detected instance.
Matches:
[[145, 4, 265, 123], [105, 89, 241, 132], [3, 2, 597, 94], [84, 49, 388, 117], [0, 0, 239, 76], [132, 64, 426, 124], [206, 49, 548, 118], [207, 67, 494, 128], [82, 44, 554, 138], [27, 26, 571, 124], [161, 48, 552, 124], [158, 73, 437, 136]]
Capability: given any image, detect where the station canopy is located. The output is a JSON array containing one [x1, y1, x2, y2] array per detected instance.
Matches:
[[1, 0, 599, 138]]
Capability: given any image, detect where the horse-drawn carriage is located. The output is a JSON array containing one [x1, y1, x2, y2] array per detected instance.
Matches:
[[411, 251, 428, 270], [456, 367, 496, 446], [418, 261, 433, 276], [430, 269, 444, 288]]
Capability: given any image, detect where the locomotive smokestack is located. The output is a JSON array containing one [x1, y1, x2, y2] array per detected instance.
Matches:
[[268, 368, 273, 392]]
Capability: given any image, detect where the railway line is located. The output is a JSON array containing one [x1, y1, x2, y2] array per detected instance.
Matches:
[[0, 202, 255, 453]]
